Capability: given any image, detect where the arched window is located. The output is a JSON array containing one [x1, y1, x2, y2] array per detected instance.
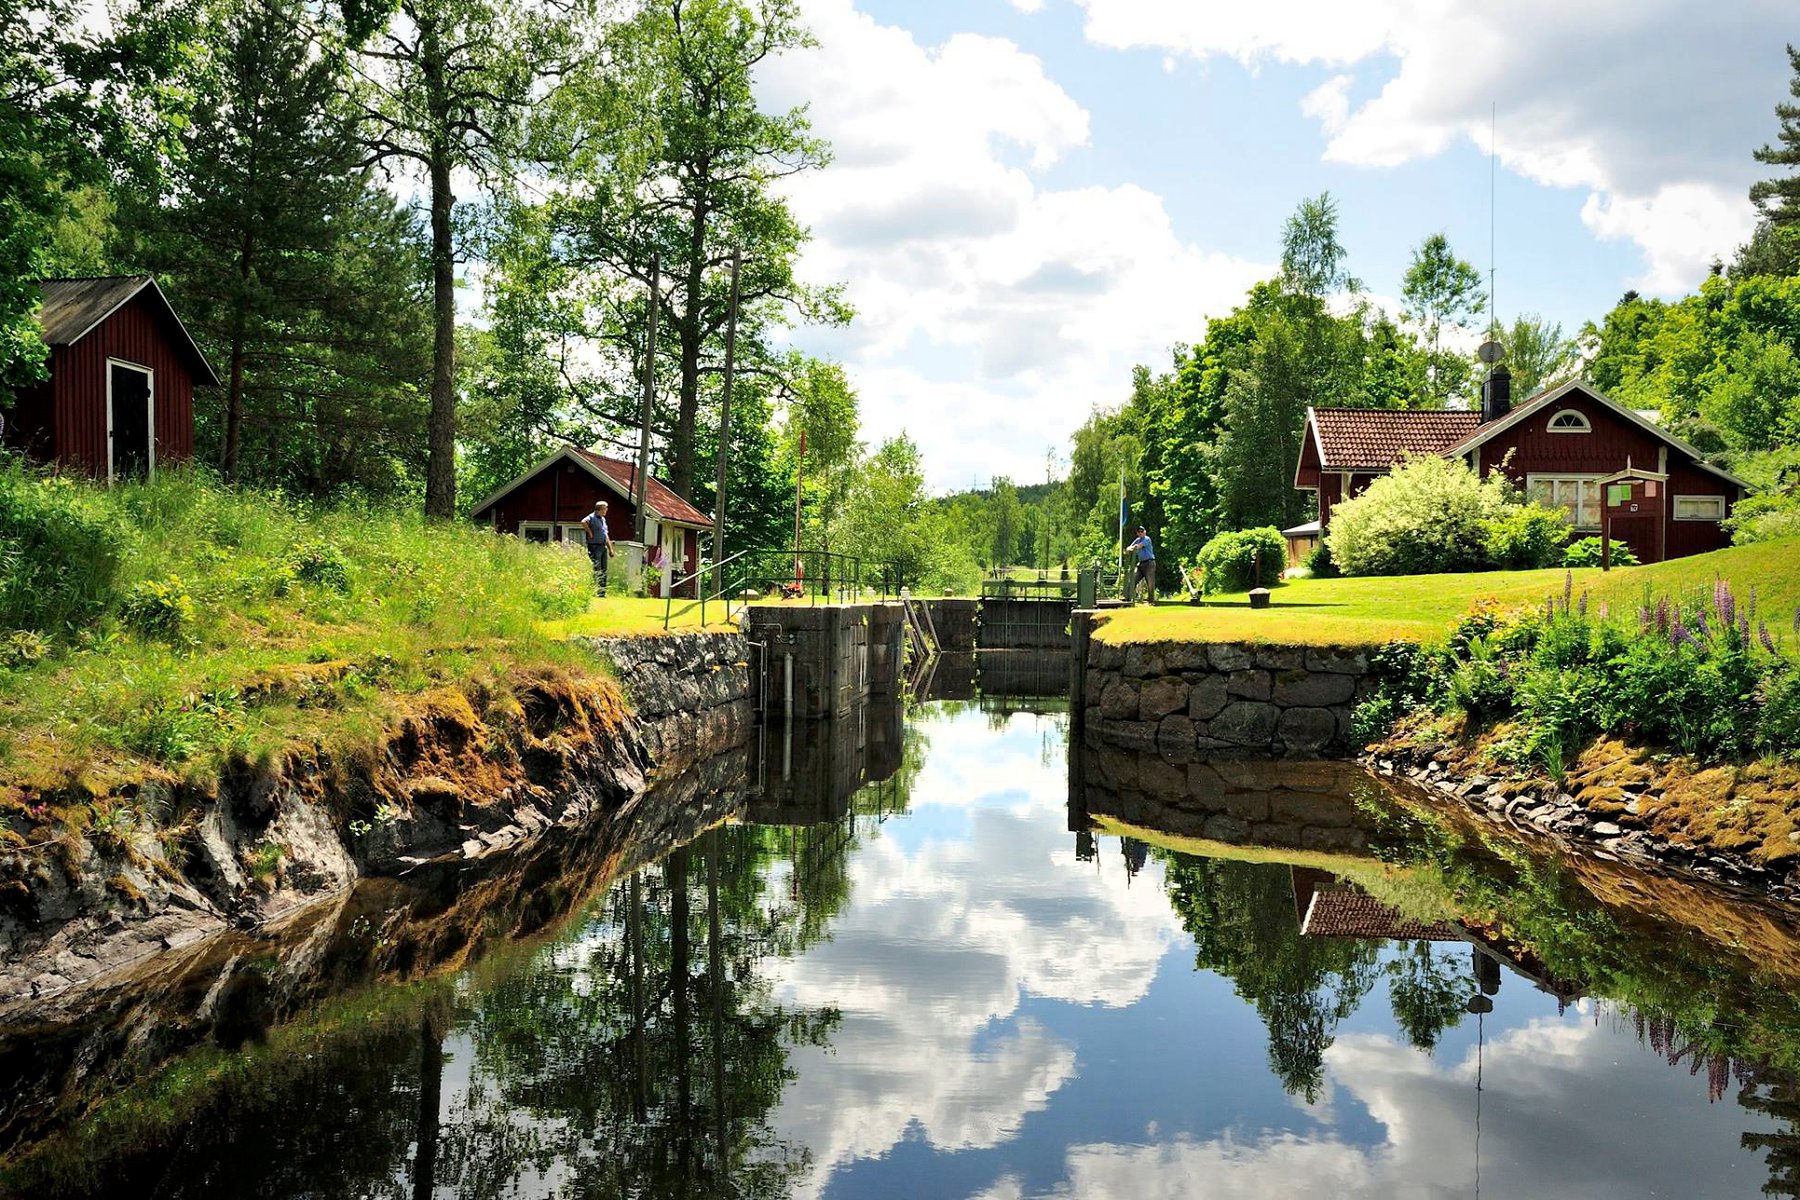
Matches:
[[1547, 409, 1592, 433]]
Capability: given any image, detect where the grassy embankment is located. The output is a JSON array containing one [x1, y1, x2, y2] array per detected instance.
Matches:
[[1093, 539, 1800, 647], [0, 467, 720, 808]]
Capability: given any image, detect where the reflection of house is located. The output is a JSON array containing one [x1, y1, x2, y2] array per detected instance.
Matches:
[[468, 445, 714, 597], [6, 276, 218, 481], [1293, 378, 1749, 563]]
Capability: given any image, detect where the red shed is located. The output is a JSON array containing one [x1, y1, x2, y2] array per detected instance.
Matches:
[[468, 445, 715, 597], [1296, 380, 1749, 564], [6, 277, 219, 481]]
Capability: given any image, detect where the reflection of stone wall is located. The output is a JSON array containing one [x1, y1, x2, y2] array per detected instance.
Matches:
[[748, 699, 904, 826], [1071, 742, 1379, 855], [1071, 617, 1373, 758]]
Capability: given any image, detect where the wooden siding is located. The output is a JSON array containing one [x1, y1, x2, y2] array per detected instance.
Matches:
[[48, 292, 195, 477], [483, 457, 637, 542]]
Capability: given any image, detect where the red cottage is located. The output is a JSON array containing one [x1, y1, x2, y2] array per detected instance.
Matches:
[[6, 277, 219, 481], [1293, 377, 1750, 564], [469, 445, 715, 597]]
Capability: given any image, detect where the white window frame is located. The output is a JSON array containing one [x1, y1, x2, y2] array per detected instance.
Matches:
[[1526, 473, 1605, 530], [1546, 409, 1592, 434], [1673, 495, 1727, 522], [105, 358, 155, 483], [518, 520, 587, 544]]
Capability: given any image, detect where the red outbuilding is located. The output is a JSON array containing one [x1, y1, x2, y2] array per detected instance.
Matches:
[[1294, 377, 1750, 564], [468, 445, 715, 597], [6, 277, 219, 481]]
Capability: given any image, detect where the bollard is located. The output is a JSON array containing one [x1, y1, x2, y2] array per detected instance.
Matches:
[[1249, 587, 1271, 610]]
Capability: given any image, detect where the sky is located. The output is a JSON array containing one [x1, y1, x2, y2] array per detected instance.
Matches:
[[753, 0, 1797, 492]]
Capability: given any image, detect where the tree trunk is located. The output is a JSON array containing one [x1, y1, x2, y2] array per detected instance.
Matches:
[[222, 319, 246, 483], [412, 1016, 443, 1200], [671, 198, 708, 500], [422, 20, 458, 519]]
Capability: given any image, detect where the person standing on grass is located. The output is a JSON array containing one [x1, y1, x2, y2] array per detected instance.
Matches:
[[581, 500, 612, 595], [1125, 526, 1156, 604]]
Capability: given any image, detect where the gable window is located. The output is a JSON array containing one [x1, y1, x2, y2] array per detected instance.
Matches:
[[1527, 475, 1602, 529], [1673, 495, 1726, 521], [1546, 409, 1592, 433]]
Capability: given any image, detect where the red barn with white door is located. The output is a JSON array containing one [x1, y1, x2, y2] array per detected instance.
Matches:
[[5, 277, 218, 480]]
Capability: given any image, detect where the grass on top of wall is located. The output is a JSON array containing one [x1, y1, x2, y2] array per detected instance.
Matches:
[[0, 464, 603, 793], [1092, 538, 1800, 648]]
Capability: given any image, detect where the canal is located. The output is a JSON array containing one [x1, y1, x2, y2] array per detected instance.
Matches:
[[5, 693, 1800, 1198]]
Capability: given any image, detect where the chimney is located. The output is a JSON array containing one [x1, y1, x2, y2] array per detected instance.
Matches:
[[1481, 365, 1512, 424]]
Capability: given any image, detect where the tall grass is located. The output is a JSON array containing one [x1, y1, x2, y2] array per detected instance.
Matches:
[[0, 461, 595, 784]]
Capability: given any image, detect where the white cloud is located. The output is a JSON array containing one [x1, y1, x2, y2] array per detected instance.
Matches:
[[764, 711, 1185, 1198], [759, 0, 1268, 489], [1062, 0, 1790, 296]]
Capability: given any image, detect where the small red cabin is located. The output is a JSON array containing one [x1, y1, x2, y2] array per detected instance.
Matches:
[[1295, 381, 1749, 564], [5, 277, 218, 480], [469, 445, 715, 597]]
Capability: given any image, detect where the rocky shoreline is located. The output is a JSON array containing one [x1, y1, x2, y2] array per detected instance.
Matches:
[[0, 632, 753, 1003], [1368, 742, 1800, 905]]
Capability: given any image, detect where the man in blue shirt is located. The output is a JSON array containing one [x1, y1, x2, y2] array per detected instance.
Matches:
[[581, 500, 612, 594], [1126, 526, 1156, 604]]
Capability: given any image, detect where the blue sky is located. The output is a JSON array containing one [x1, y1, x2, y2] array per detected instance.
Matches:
[[757, 0, 1794, 490]]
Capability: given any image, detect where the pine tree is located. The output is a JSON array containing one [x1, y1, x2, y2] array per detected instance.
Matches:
[[1751, 44, 1800, 230]]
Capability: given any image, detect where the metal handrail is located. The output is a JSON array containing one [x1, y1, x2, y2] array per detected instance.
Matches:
[[663, 547, 906, 629], [663, 546, 764, 630]]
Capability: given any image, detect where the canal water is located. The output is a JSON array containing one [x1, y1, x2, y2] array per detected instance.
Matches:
[[6, 696, 1800, 1198]]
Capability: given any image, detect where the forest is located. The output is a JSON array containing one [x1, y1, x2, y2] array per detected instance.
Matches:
[[6, 3, 1800, 595]]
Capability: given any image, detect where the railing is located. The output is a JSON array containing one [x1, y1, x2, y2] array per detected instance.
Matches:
[[664, 548, 906, 629]]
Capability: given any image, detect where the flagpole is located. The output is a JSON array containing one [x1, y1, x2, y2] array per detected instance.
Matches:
[[1118, 463, 1126, 587]]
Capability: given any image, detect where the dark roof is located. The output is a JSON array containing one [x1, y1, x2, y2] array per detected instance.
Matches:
[[1301, 885, 1462, 941], [574, 449, 714, 527], [36, 276, 221, 385], [1309, 407, 1482, 471]]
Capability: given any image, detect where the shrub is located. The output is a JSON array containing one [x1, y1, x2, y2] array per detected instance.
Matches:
[[1304, 540, 1337, 578], [1326, 455, 1518, 576], [288, 540, 352, 592], [120, 578, 198, 644], [1193, 526, 1285, 593], [0, 461, 122, 634], [0, 630, 49, 670], [1562, 536, 1639, 568], [1484, 505, 1570, 570]]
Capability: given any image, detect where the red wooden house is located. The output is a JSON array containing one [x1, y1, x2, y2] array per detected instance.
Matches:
[[6, 277, 218, 480], [468, 445, 715, 596], [1293, 376, 1749, 564]]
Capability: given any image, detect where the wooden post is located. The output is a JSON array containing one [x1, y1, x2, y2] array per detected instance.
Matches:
[[634, 256, 660, 544]]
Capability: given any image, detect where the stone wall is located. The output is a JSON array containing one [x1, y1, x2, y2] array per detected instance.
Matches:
[[583, 632, 754, 772], [1072, 615, 1373, 757]]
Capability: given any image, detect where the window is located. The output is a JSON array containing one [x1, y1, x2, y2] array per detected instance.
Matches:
[[1527, 475, 1602, 529], [1674, 495, 1726, 521], [520, 521, 586, 543], [1546, 409, 1592, 433]]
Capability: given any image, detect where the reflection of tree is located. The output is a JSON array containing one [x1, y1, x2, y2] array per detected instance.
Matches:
[[1740, 1075, 1800, 1198], [1158, 853, 1381, 1101], [1387, 942, 1470, 1054]]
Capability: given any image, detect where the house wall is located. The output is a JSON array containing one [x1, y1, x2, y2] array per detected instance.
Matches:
[[1478, 392, 1738, 561], [53, 294, 196, 476], [482, 457, 638, 542]]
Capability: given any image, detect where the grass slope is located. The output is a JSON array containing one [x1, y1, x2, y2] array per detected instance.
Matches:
[[1093, 537, 1800, 647]]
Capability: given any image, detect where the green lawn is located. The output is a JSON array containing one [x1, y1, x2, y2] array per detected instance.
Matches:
[[542, 595, 742, 639], [1093, 538, 1800, 648]]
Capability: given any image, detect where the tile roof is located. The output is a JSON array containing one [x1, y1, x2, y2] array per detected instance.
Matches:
[[1310, 407, 1483, 471], [1301, 886, 1463, 941], [574, 449, 714, 528]]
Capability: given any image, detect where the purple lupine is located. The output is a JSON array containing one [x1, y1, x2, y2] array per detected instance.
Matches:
[[1578, 592, 1589, 619], [1694, 606, 1710, 637], [1656, 596, 1673, 636], [1715, 579, 1736, 629], [1563, 572, 1574, 611], [1760, 620, 1778, 655], [1671, 620, 1696, 648], [1639, 605, 1653, 630], [1749, 585, 1759, 623]]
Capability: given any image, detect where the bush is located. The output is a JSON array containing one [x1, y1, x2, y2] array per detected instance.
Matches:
[[288, 540, 352, 592], [1304, 540, 1337, 578], [121, 578, 198, 644], [1561, 536, 1639, 568], [1484, 505, 1570, 570], [0, 460, 122, 634], [1193, 526, 1285, 593], [1327, 455, 1520, 576]]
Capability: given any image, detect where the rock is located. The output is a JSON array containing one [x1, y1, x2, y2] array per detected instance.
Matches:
[[1138, 677, 1189, 722], [1188, 676, 1229, 720], [1254, 646, 1304, 670], [1202, 814, 1251, 843], [1156, 714, 1197, 754], [1227, 670, 1272, 701], [1207, 644, 1254, 673], [1123, 646, 1164, 679], [1211, 702, 1281, 748], [1099, 679, 1139, 721], [1305, 647, 1369, 674], [1277, 707, 1338, 755], [1162, 645, 1211, 671], [1591, 821, 1623, 838], [1270, 671, 1356, 708]]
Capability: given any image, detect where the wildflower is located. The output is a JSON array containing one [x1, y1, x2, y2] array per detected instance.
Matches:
[[1655, 596, 1672, 636], [1749, 585, 1759, 623], [1578, 592, 1589, 619], [1671, 620, 1696, 649], [1563, 572, 1573, 611], [1760, 620, 1778, 656], [1694, 607, 1710, 637], [1715, 579, 1736, 629]]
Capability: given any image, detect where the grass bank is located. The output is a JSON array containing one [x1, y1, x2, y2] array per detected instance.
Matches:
[[1092, 539, 1800, 647], [0, 465, 619, 799]]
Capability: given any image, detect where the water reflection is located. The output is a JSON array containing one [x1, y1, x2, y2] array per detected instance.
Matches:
[[5, 704, 1800, 1198]]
